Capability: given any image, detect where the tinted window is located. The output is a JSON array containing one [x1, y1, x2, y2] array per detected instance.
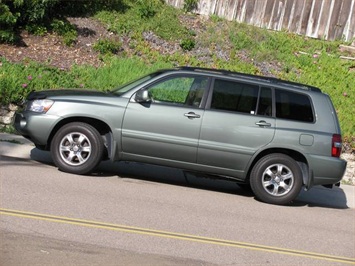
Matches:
[[147, 76, 208, 107], [211, 79, 259, 114], [275, 90, 314, 122], [257, 87, 272, 116]]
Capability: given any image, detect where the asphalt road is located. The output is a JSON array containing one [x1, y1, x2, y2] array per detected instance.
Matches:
[[1, 133, 355, 265]]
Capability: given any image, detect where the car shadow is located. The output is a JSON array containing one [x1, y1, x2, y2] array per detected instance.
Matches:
[[29, 148, 351, 209], [30, 148, 55, 166], [292, 186, 350, 209], [97, 160, 254, 198]]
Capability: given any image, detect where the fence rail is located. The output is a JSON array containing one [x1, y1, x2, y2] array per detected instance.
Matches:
[[166, 0, 355, 42]]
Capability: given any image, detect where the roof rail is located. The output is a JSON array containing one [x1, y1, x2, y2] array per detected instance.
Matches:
[[176, 66, 321, 92]]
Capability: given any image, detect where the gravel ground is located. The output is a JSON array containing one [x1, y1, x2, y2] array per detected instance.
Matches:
[[342, 153, 355, 185]]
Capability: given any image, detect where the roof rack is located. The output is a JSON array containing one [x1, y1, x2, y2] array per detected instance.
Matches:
[[176, 66, 321, 92]]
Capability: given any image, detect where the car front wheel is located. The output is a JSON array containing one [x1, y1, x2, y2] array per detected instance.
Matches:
[[51, 122, 104, 175], [250, 154, 303, 205]]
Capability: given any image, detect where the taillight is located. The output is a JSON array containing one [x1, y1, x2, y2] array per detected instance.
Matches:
[[332, 134, 342, 157]]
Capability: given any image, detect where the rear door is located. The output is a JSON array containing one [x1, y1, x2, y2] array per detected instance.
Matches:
[[197, 78, 276, 176], [122, 74, 209, 164]]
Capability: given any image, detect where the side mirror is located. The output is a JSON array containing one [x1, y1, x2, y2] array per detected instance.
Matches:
[[135, 90, 151, 103]]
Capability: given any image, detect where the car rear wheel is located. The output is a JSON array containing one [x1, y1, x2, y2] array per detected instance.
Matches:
[[51, 122, 104, 175], [250, 154, 303, 205]]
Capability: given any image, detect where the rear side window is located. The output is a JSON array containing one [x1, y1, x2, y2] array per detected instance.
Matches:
[[275, 90, 314, 122], [211, 79, 259, 114], [257, 87, 272, 116]]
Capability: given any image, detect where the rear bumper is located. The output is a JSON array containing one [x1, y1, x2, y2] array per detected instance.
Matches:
[[307, 154, 347, 188]]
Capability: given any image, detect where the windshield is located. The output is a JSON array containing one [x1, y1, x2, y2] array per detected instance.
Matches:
[[111, 73, 158, 96]]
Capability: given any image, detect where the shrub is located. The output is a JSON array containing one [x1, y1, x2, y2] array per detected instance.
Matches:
[[0, 1, 20, 43], [25, 24, 48, 36], [50, 19, 77, 46], [180, 38, 195, 51], [93, 39, 122, 55], [137, 0, 160, 19], [0, 0, 59, 43], [54, 0, 126, 16], [183, 0, 198, 12], [0, 0, 123, 44]]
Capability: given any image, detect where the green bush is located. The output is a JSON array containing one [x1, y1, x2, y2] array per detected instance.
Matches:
[[19, 0, 59, 24], [183, 0, 198, 12], [0, 0, 59, 43], [0, 0, 124, 44], [180, 38, 195, 51], [25, 24, 48, 36], [54, 0, 125, 17], [0, 1, 20, 43], [137, 0, 161, 19], [93, 39, 122, 54], [50, 19, 77, 46]]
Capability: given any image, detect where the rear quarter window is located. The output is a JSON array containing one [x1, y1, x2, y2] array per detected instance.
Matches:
[[275, 89, 314, 122]]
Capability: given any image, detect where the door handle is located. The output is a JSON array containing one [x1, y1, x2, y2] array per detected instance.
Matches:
[[255, 120, 271, 127], [184, 112, 201, 119]]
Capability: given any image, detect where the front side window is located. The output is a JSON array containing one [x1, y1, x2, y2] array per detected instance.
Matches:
[[147, 76, 208, 107], [211, 79, 259, 114], [275, 90, 314, 122]]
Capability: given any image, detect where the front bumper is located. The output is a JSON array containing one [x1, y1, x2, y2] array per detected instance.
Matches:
[[14, 111, 58, 147]]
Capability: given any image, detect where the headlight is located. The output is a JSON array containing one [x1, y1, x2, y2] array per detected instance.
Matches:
[[26, 99, 54, 113]]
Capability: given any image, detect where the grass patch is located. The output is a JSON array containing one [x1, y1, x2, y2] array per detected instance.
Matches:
[[0, 57, 173, 104], [0, 125, 17, 134], [95, 0, 191, 41], [197, 18, 354, 145], [0, 139, 23, 144]]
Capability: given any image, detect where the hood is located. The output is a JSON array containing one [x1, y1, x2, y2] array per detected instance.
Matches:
[[27, 89, 108, 100]]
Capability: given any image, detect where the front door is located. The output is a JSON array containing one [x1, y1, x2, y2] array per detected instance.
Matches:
[[122, 75, 209, 164]]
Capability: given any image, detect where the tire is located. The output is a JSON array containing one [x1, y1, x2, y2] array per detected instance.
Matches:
[[51, 122, 104, 175], [250, 154, 303, 205]]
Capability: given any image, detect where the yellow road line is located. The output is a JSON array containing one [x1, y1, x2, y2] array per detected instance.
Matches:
[[1, 208, 354, 264]]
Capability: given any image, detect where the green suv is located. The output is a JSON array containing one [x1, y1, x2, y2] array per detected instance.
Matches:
[[14, 67, 347, 205]]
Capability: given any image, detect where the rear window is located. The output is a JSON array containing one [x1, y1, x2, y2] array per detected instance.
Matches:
[[275, 90, 314, 122]]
